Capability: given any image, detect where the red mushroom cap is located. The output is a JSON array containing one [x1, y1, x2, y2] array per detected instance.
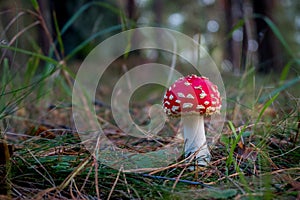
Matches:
[[163, 74, 221, 117]]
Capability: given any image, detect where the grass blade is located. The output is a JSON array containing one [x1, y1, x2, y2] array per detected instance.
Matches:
[[0, 44, 58, 64], [53, 11, 64, 56], [226, 121, 247, 167], [256, 93, 279, 125], [30, 0, 39, 11], [65, 25, 122, 61], [258, 76, 300, 103], [60, 2, 124, 35]]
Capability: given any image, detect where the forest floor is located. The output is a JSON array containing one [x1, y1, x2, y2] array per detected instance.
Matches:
[[1, 68, 299, 199]]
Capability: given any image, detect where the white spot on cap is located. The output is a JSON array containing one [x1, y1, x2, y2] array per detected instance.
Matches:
[[169, 94, 174, 100], [196, 105, 205, 109], [164, 94, 168, 99], [206, 106, 216, 113], [211, 85, 218, 93], [184, 81, 191, 86], [165, 101, 170, 105], [186, 94, 194, 99], [204, 101, 209, 105], [200, 91, 207, 99], [171, 105, 180, 112], [212, 96, 220, 103], [194, 86, 202, 90], [183, 103, 193, 108], [175, 99, 181, 104], [177, 92, 185, 98]]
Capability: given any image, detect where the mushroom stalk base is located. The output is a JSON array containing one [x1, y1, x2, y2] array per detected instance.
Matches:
[[182, 115, 211, 167]]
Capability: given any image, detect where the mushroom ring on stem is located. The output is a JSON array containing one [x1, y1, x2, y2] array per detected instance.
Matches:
[[163, 74, 221, 167]]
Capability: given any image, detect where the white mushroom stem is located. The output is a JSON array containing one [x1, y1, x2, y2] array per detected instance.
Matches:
[[182, 115, 211, 166]]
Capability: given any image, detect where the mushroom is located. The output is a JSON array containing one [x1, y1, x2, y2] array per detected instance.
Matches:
[[163, 74, 221, 167]]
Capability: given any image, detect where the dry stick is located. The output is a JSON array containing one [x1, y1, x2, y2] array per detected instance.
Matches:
[[35, 158, 91, 199], [58, 60, 74, 89], [146, 163, 186, 175], [270, 145, 300, 159], [225, 122, 266, 135], [57, 156, 91, 191], [148, 147, 203, 175], [0, 11, 25, 38], [35, 187, 57, 200], [172, 164, 188, 191], [249, 142, 279, 170], [36, 5, 74, 89], [71, 179, 83, 200], [0, 11, 25, 65], [69, 180, 76, 200], [122, 172, 132, 199], [94, 156, 100, 200], [107, 166, 123, 200], [35, 6, 60, 60], [206, 172, 243, 185], [5, 21, 40, 47], [130, 147, 207, 190], [139, 158, 186, 175], [171, 149, 203, 191], [0, 8, 18, 16], [0, 21, 40, 62], [210, 156, 228, 165], [26, 149, 56, 187], [261, 167, 300, 176], [80, 163, 94, 192], [224, 173, 246, 195]]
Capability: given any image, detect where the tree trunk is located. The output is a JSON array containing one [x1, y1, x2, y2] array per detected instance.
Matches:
[[252, 0, 283, 72], [222, 0, 282, 74]]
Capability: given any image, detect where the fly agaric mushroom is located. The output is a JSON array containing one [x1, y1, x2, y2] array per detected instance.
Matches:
[[163, 74, 221, 166]]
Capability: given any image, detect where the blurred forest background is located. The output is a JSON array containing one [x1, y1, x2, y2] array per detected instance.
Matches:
[[1, 0, 299, 74]]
